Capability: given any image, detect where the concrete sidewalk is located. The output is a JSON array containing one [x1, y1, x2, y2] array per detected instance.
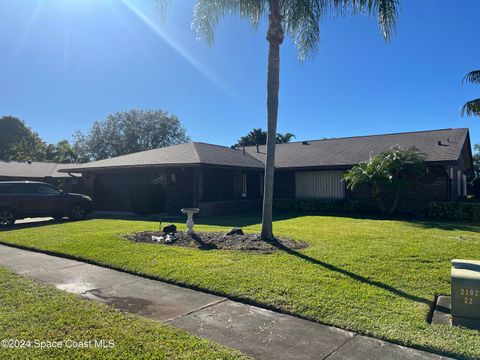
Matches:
[[0, 244, 450, 360]]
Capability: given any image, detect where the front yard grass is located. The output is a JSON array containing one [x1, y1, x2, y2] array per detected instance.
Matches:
[[1, 213, 480, 359], [0, 267, 247, 359]]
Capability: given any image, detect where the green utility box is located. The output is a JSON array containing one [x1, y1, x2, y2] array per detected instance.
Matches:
[[451, 259, 480, 329]]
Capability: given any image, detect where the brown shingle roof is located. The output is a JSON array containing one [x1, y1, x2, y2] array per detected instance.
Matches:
[[60, 142, 264, 172], [58, 128, 471, 173], [0, 161, 81, 178], [244, 128, 470, 169]]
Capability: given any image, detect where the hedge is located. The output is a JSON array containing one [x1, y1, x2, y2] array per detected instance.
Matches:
[[274, 199, 480, 222], [429, 201, 480, 222]]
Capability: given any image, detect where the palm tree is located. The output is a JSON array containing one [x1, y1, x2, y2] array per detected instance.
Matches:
[[169, 0, 398, 239], [378, 146, 425, 213], [343, 146, 425, 214], [276, 132, 295, 143], [343, 154, 391, 214], [462, 70, 480, 117]]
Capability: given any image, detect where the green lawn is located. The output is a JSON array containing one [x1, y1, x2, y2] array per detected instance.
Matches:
[[0, 267, 247, 360], [1, 214, 480, 359]]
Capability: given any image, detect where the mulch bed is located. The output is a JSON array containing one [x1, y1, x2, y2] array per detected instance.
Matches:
[[124, 231, 308, 253]]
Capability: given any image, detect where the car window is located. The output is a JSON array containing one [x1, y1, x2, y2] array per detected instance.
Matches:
[[37, 185, 60, 195], [11, 184, 37, 194], [0, 184, 12, 194], [0, 183, 61, 195]]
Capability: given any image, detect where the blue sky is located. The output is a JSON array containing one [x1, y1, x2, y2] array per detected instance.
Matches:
[[0, 0, 479, 147]]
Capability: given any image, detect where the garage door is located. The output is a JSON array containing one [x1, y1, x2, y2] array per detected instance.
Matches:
[[295, 170, 345, 199]]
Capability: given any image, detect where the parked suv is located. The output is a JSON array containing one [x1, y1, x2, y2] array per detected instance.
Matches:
[[0, 181, 93, 228]]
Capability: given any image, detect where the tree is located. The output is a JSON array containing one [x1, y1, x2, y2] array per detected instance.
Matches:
[[235, 128, 295, 146], [343, 146, 426, 214], [45, 140, 78, 163], [236, 128, 267, 146], [473, 144, 480, 179], [276, 132, 295, 144], [380, 146, 426, 213], [470, 144, 480, 197], [163, 0, 398, 239], [0, 116, 46, 161], [462, 70, 480, 117], [343, 153, 391, 214], [73, 109, 190, 161]]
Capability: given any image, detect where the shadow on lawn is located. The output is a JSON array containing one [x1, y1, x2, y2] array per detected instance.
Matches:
[[406, 220, 480, 232], [197, 211, 310, 227], [199, 211, 480, 233], [266, 238, 432, 306]]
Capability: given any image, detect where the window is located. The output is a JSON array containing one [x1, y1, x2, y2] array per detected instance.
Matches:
[[0, 184, 12, 194], [457, 170, 462, 197], [11, 184, 37, 194], [241, 173, 247, 198], [295, 171, 345, 199], [37, 185, 61, 195]]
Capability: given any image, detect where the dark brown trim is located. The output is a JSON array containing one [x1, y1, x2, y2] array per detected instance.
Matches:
[[274, 160, 460, 172], [63, 159, 463, 175], [60, 163, 264, 174]]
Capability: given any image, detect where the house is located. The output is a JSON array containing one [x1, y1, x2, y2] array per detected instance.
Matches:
[[59, 128, 473, 215], [0, 161, 90, 194]]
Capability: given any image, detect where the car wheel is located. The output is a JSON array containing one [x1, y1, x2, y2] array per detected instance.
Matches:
[[0, 208, 16, 228], [69, 204, 87, 221]]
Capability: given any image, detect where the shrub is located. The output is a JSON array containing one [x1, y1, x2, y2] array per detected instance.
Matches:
[[429, 201, 480, 222], [472, 177, 480, 198], [273, 198, 296, 211]]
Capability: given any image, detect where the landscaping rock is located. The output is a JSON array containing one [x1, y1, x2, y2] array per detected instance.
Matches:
[[163, 224, 177, 234], [165, 234, 176, 243], [226, 227, 244, 236], [152, 235, 164, 242]]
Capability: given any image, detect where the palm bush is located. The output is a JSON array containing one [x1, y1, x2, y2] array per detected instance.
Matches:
[[344, 146, 426, 214]]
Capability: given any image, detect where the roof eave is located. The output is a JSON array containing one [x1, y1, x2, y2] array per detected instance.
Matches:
[[59, 162, 264, 173], [275, 160, 461, 171]]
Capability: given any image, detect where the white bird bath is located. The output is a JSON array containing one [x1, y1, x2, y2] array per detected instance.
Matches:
[[181, 208, 199, 235]]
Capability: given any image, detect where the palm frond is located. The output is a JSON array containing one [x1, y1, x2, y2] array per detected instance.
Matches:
[[192, 0, 266, 45], [331, 0, 398, 41], [190, 0, 398, 58], [463, 70, 480, 85], [155, 0, 171, 17], [461, 98, 480, 117], [282, 1, 328, 60]]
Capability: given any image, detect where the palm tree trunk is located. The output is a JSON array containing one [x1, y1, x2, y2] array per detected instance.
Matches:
[[389, 190, 400, 214], [373, 184, 385, 215], [261, 0, 284, 240], [389, 170, 400, 214]]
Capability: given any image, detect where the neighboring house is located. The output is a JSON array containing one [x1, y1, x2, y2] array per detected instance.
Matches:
[[59, 128, 473, 215], [0, 161, 89, 194]]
